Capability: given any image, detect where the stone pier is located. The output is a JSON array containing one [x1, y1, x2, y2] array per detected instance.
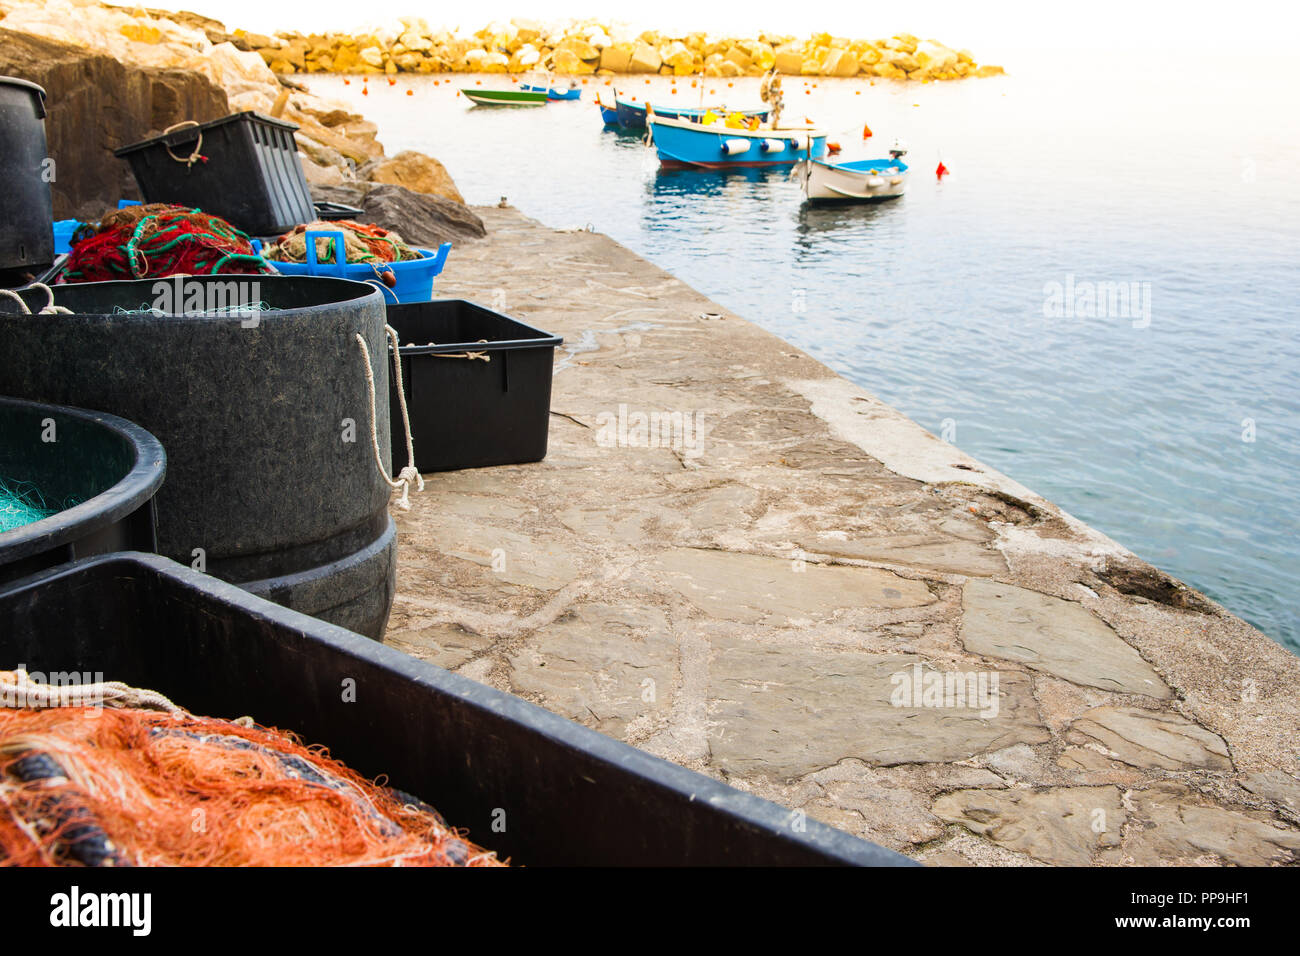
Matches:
[[388, 206, 1300, 866]]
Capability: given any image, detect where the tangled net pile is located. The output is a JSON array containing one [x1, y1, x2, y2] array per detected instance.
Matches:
[[263, 219, 422, 266], [0, 479, 57, 534], [0, 674, 503, 867], [59, 204, 275, 284]]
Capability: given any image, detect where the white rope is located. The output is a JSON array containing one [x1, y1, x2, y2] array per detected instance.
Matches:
[[354, 325, 424, 511], [0, 283, 73, 315], [0, 669, 182, 714], [162, 120, 204, 167]]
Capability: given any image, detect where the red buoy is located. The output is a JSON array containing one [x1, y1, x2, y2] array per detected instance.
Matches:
[[936, 162, 949, 178]]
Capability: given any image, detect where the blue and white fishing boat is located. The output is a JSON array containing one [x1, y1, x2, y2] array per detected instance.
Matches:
[[613, 94, 769, 130], [523, 82, 582, 101], [793, 143, 909, 202], [647, 114, 827, 169]]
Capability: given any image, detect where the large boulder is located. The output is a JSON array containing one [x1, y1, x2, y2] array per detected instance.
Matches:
[[0, 27, 229, 219], [310, 183, 486, 247], [660, 40, 694, 75], [361, 150, 466, 204], [628, 41, 661, 73], [599, 44, 633, 72], [820, 48, 859, 77], [774, 46, 803, 74]]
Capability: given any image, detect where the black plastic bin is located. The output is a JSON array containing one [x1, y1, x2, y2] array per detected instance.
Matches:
[[386, 300, 562, 472], [0, 77, 54, 283], [0, 552, 912, 867], [114, 111, 314, 236], [0, 397, 164, 587]]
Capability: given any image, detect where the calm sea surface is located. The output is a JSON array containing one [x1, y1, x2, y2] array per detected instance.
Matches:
[[310, 50, 1300, 653]]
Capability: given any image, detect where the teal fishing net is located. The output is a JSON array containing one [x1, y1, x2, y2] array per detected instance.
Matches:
[[0, 479, 62, 533]]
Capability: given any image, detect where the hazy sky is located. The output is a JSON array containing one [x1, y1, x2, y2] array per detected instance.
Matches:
[[162, 1, 1298, 57]]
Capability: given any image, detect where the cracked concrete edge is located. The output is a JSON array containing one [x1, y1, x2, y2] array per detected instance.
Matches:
[[785, 375, 1131, 562]]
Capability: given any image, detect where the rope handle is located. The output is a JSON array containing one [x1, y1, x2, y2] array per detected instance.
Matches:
[[0, 283, 73, 315], [355, 324, 423, 510], [162, 121, 205, 167]]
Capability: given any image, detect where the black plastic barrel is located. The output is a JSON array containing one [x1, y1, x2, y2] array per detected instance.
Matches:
[[0, 77, 54, 284], [0, 396, 164, 586], [0, 552, 914, 866], [0, 277, 397, 638]]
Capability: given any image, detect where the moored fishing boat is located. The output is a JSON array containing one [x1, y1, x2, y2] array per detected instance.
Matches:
[[648, 113, 827, 169], [793, 144, 909, 202], [613, 94, 769, 130], [463, 88, 549, 107], [522, 82, 582, 101], [596, 95, 620, 126]]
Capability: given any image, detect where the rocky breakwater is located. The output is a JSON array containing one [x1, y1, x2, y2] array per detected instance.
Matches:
[[235, 17, 1004, 82], [0, 0, 482, 239]]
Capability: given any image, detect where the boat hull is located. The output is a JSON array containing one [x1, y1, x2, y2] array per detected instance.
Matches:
[[523, 84, 582, 101], [614, 98, 770, 130], [798, 158, 908, 202], [464, 89, 548, 106], [649, 116, 826, 168]]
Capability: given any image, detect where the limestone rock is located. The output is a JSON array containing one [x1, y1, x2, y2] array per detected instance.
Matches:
[[820, 48, 859, 77], [508, 603, 676, 739], [0, 27, 228, 219], [652, 547, 934, 625], [556, 36, 599, 61], [362, 150, 465, 204], [660, 40, 695, 75], [358, 45, 384, 69], [774, 47, 803, 75], [916, 41, 958, 72], [1122, 784, 1300, 865], [1241, 770, 1300, 813], [599, 43, 632, 72], [629, 40, 661, 73], [551, 49, 593, 75], [1066, 706, 1231, 771], [934, 786, 1124, 866], [961, 578, 1172, 698], [708, 644, 1049, 777]]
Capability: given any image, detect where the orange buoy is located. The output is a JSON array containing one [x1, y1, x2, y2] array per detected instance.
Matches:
[[855, 90, 861, 95], [582, 78, 589, 84], [805, 89, 811, 95], [362, 87, 369, 95], [727, 81, 733, 87], [406, 89, 413, 96], [343, 78, 351, 85], [863, 124, 873, 139], [645, 78, 650, 84], [476, 80, 482, 85], [827, 142, 841, 154], [387, 77, 395, 86]]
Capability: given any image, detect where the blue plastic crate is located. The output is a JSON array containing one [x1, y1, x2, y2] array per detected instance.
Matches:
[[268, 230, 451, 304]]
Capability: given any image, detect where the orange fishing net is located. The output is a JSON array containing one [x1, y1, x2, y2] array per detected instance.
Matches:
[[0, 706, 504, 867]]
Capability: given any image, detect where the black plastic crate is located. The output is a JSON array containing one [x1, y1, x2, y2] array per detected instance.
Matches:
[[114, 111, 314, 236], [386, 299, 563, 472], [313, 199, 364, 221], [0, 552, 911, 867]]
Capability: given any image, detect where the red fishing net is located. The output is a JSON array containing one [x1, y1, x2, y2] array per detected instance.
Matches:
[[58, 204, 275, 284], [0, 706, 504, 867]]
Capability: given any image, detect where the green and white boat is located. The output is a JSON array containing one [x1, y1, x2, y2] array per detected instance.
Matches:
[[463, 87, 549, 107]]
